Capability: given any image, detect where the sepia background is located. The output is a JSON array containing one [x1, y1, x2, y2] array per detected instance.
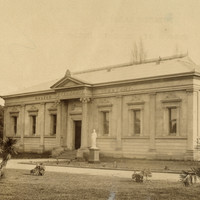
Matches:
[[0, 0, 200, 104]]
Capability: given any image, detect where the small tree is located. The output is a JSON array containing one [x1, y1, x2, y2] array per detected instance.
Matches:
[[0, 105, 4, 139], [131, 39, 147, 64], [0, 137, 18, 177], [132, 169, 152, 183], [180, 168, 199, 187]]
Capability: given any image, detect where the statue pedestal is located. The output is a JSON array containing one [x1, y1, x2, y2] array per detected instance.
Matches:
[[88, 148, 100, 163]]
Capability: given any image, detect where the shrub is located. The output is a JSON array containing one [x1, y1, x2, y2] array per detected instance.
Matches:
[[30, 163, 45, 176], [132, 169, 152, 183]]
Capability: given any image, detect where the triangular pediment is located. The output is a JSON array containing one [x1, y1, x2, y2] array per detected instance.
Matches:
[[51, 76, 87, 89]]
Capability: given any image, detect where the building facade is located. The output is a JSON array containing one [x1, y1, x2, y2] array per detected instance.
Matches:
[[2, 55, 200, 160]]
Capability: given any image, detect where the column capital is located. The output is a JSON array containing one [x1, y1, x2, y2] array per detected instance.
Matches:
[[186, 88, 199, 94], [149, 92, 157, 96], [115, 95, 122, 99], [80, 97, 91, 103], [55, 100, 61, 106], [20, 104, 26, 108]]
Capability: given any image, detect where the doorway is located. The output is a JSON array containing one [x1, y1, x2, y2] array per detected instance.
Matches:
[[74, 121, 82, 149]]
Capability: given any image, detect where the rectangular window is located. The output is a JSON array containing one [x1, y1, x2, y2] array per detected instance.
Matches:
[[12, 116, 17, 135], [102, 111, 109, 135], [31, 115, 37, 135], [169, 107, 177, 134], [133, 110, 141, 134], [51, 114, 57, 135]]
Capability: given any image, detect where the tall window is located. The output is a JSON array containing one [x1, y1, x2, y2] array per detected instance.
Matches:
[[31, 115, 37, 135], [51, 114, 57, 135], [12, 116, 17, 135], [133, 110, 141, 134], [169, 107, 177, 134], [102, 111, 109, 135]]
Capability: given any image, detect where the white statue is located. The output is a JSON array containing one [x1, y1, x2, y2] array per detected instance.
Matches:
[[91, 129, 97, 149]]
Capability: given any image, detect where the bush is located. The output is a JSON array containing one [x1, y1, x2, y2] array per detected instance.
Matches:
[[30, 163, 45, 176]]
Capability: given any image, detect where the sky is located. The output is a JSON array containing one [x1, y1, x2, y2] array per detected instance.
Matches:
[[0, 0, 200, 104]]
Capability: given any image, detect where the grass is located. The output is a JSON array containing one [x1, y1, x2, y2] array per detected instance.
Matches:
[[11, 152, 51, 159], [0, 169, 200, 200], [36, 158, 200, 173]]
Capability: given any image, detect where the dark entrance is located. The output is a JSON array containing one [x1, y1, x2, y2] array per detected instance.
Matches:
[[74, 121, 81, 149]]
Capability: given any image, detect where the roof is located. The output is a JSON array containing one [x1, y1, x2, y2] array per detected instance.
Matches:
[[2, 54, 200, 97], [72, 54, 199, 84]]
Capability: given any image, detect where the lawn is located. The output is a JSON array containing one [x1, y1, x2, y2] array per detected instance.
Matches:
[[12, 153, 200, 173], [0, 169, 200, 200]]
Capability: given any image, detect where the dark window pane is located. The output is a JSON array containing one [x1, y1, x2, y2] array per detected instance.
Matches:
[[103, 112, 109, 135], [169, 108, 177, 134], [52, 114, 57, 135], [32, 116, 36, 134], [134, 110, 140, 134], [13, 116, 17, 134]]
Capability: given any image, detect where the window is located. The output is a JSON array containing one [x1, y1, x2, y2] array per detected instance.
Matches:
[[102, 111, 109, 135], [133, 110, 141, 134], [127, 101, 144, 136], [98, 103, 112, 136], [12, 116, 18, 135], [161, 97, 181, 136], [51, 114, 57, 135], [31, 115, 37, 135], [169, 107, 177, 134]]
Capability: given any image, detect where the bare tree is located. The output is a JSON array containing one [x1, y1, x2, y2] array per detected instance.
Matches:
[[131, 39, 147, 63]]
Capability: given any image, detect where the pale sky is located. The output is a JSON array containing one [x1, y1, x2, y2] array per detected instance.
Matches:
[[0, 0, 200, 104]]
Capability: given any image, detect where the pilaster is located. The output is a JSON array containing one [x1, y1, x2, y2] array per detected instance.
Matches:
[[185, 89, 198, 160], [19, 104, 25, 152], [80, 97, 90, 149], [56, 100, 62, 147], [149, 93, 156, 153], [39, 103, 45, 152], [116, 95, 122, 150]]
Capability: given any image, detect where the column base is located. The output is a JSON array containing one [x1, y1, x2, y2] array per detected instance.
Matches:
[[88, 148, 100, 163], [76, 148, 89, 161], [148, 148, 156, 159], [18, 144, 24, 153], [116, 140, 122, 151], [184, 150, 200, 161], [38, 145, 45, 153]]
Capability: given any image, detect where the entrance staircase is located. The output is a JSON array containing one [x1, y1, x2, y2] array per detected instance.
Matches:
[[57, 150, 77, 160]]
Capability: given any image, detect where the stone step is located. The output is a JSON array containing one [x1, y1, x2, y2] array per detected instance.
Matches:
[[57, 150, 77, 160]]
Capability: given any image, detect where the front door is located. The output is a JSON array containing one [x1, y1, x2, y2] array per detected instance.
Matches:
[[74, 121, 81, 149]]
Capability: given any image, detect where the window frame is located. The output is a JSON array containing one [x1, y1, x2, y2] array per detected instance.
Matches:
[[31, 115, 37, 135], [9, 111, 19, 136], [161, 98, 181, 136], [98, 104, 112, 136], [127, 101, 144, 136], [50, 114, 57, 135]]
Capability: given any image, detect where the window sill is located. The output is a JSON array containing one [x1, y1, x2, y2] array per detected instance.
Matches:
[[122, 136, 149, 139], [155, 136, 187, 139], [24, 136, 40, 138], [97, 136, 116, 139], [44, 136, 56, 138]]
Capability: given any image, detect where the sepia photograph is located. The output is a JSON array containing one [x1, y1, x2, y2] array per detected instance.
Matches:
[[0, 0, 200, 199]]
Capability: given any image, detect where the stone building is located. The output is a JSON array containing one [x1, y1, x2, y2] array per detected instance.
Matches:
[[2, 54, 200, 160]]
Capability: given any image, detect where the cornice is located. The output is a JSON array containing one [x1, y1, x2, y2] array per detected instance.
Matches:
[[2, 71, 200, 101]]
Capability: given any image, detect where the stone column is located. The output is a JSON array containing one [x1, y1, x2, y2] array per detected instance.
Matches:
[[39, 103, 45, 153], [62, 101, 68, 149], [56, 100, 62, 147], [186, 89, 198, 159], [149, 93, 156, 152], [19, 104, 25, 152], [116, 95, 122, 150], [3, 106, 7, 139], [80, 97, 90, 149]]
